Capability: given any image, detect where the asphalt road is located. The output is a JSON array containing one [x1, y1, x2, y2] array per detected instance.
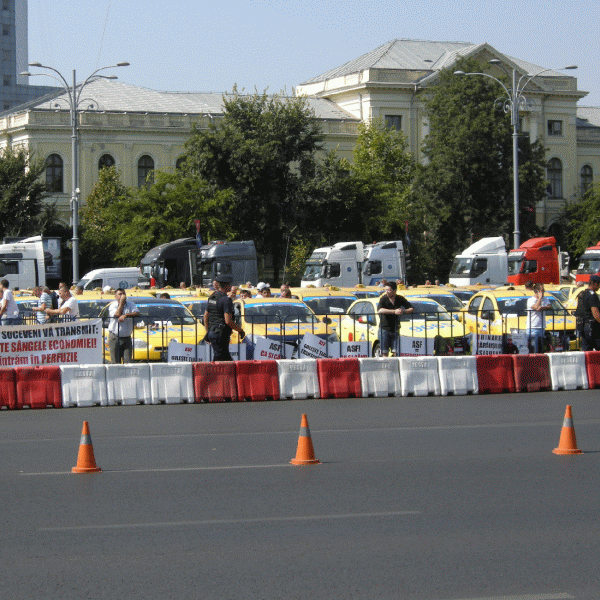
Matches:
[[1, 391, 600, 600]]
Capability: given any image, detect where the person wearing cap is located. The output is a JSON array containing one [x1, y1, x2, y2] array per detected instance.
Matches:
[[204, 275, 245, 361], [259, 283, 272, 298], [577, 275, 600, 351]]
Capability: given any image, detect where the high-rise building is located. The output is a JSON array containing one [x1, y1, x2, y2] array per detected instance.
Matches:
[[0, 0, 57, 111]]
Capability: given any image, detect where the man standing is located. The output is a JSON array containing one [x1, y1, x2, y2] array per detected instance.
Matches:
[[204, 275, 245, 361], [31, 286, 52, 324], [377, 281, 413, 356], [576, 274, 600, 351], [526, 283, 551, 353], [107, 288, 140, 364], [0, 280, 21, 325], [45, 284, 79, 322]]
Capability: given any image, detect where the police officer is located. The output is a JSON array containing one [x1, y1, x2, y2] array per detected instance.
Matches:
[[577, 274, 600, 351], [203, 275, 245, 361]]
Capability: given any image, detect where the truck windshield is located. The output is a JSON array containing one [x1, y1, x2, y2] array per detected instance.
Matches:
[[450, 257, 473, 276], [302, 262, 324, 281], [140, 265, 153, 278], [577, 253, 600, 274], [77, 278, 90, 289], [507, 257, 523, 275], [364, 260, 382, 275]]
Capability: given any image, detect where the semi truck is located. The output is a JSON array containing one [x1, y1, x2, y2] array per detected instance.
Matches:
[[450, 236, 567, 286], [301, 240, 406, 288], [575, 241, 600, 283], [138, 238, 257, 288], [0, 236, 46, 289]]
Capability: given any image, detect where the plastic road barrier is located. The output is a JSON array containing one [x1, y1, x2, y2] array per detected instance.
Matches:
[[512, 354, 551, 393], [61, 364, 108, 408], [0, 367, 17, 409], [15, 366, 62, 409], [106, 363, 152, 405], [278, 359, 320, 400], [358, 358, 401, 398], [236, 360, 280, 401], [399, 356, 441, 397], [475, 355, 515, 394], [548, 352, 588, 391], [317, 358, 362, 399], [437, 356, 478, 396], [584, 350, 600, 389], [193, 362, 238, 402], [149, 363, 194, 404]]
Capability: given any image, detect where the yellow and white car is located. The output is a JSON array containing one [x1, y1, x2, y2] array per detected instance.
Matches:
[[99, 296, 206, 361], [463, 290, 577, 350], [339, 297, 471, 357]]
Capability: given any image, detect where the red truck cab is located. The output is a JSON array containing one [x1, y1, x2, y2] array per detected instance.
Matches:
[[575, 241, 600, 283], [507, 237, 560, 285]]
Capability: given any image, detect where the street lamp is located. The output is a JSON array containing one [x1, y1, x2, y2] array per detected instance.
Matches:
[[20, 61, 130, 284], [454, 60, 576, 249]]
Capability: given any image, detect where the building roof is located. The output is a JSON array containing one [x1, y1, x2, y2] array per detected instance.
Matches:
[[2, 79, 359, 122], [577, 107, 600, 129], [300, 38, 571, 85]]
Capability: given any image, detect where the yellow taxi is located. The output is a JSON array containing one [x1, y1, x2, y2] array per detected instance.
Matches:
[[288, 287, 358, 327], [463, 289, 577, 350], [339, 296, 471, 357], [398, 287, 466, 320], [232, 297, 339, 358], [99, 295, 206, 361]]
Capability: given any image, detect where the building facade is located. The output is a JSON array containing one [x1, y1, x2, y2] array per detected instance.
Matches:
[[0, 39, 598, 238]]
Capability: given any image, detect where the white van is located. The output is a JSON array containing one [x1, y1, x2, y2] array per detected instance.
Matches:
[[77, 267, 140, 291]]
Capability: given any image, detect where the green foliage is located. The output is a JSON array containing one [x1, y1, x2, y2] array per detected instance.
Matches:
[[0, 147, 47, 238], [409, 57, 548, 281], [561, 183, 600, 254], [181, 89, 325, 281], [285, 238, 313, 285]]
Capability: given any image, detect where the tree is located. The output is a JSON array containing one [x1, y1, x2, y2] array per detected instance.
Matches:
[[181, 89, 325, 282], [560, 183, 600, 254], [0, 147, 47, 238], [410, 57, 548, 280]]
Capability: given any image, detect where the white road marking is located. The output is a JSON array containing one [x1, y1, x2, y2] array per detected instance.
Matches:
[[39, 510, 420, 532], [436, 594, 574, 600]]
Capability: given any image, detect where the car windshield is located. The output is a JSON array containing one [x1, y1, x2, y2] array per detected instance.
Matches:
[[303, 296, 356, 315], [181, 300, 208, 318], [496, 296, 565, 315], [422, 294, 463, 312], [452, 290, 475, 303], [78, 300, 110, 318], [243, 302, 317, 324], [401, 301, 452, 322], [100, 301, 196, 325]]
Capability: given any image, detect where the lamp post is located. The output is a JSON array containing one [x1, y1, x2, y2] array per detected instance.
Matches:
[[21, 61, 130, 284], [454, 60, 576, 249]]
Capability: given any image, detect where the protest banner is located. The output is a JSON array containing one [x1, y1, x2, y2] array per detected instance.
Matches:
[[253, 336, 294, 360], [339, 341, 370, 358], [472, 334, 503, 355], [507, 331, 529, 354], [298, 333, 338, 359], [399, 336, 435, 356], [0, 319, 102, 366], [168, 341, 247, 362]]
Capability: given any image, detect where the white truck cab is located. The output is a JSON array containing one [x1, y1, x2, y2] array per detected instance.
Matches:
[[449, 237, 508, 286], [301, 242, 364, 288], [0, 236, 46, 289]]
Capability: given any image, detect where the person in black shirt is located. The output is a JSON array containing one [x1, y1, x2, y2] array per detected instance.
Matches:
[[577, 274, 600, 351], [377, 281, 413, 356], [203, 275, 245, 361]]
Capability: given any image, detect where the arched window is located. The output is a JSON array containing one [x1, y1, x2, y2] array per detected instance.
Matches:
[[547, 158, 563, 199], [45, 154, 63, 193], [175, 156, 186, 170], [98, 153, 115, 171], [581, 165, 593, 193], [138, 154, 154, 188]]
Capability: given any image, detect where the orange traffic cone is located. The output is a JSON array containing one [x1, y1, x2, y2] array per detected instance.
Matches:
[[552, 405, 583, 455], [290, 414, 321, 465], [72, 421, 102, 473]]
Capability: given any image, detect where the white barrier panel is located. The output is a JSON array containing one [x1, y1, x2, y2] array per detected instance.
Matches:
[[277, 359, 320, 399], [106, 363, 152, 405], [548, 352, 588, 391], [149, 363, 194, 404], [60, 364, 108, 407], [399, 356, 441, 397], [359, 358, 401, 397], [437, 356, 478, 396]]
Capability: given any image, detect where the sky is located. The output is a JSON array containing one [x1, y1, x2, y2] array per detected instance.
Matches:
[[28, 0, 600, 106]]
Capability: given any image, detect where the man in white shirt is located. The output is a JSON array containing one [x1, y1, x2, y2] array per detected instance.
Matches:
[[46, 284, 79, 322], [108, 288, 140, 363], [0, 279, 21, 325], [526, 283, 551, 353]]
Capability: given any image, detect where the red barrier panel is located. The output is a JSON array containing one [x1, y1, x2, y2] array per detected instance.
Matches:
[[15, 366, 62, 409], [317, 358, 362, 399], [512, 354, 551, 392], [475, 355, 515, 394], [585, 351, 600, 389], [193, 362, 239, 402], [236, 360, 280, 401], [0, 368, 17, 409]]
